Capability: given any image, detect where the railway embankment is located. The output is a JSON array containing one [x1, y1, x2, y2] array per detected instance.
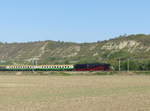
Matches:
[[0, 71, 150, 76]]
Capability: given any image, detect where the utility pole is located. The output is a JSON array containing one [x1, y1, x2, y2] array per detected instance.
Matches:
[[127, 58, 130, 72], [119, 58, 121, 71], [32, 58, 34, 72]]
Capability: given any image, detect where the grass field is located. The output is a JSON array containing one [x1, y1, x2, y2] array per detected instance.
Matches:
[[0, 74, 150, 111]]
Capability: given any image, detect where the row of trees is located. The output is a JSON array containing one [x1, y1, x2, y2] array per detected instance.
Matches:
[[108, 59, 150, 71], [1, 58, 150, 71]]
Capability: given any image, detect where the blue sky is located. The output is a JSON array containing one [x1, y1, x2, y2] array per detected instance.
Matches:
[[0, 0, 150, 43]]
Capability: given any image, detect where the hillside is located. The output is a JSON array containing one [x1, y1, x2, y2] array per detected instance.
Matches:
[[0, 34, 150, 65]]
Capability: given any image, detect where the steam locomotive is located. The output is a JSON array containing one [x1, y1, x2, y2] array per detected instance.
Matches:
[[0, 63, 111, 71]]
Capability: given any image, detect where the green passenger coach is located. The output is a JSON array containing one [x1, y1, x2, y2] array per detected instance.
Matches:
[[5, 65, 74, 71]]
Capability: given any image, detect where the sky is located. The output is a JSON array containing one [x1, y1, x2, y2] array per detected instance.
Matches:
[[0, 0, 150, 43]]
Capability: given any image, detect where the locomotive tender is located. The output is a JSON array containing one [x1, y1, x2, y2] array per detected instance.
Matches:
[[0, 63, 110, 71]]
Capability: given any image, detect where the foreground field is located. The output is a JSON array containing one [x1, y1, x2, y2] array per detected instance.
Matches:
[[0, 75, 150, 111]]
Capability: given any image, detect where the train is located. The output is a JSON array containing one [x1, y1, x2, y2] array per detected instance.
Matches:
[[0, 63, 111, 71]]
